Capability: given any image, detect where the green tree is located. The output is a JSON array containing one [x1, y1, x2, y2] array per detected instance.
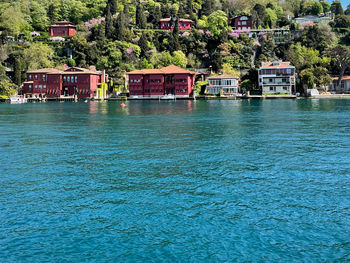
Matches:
[[22, 43, 54, 70], [136, 4, 147, 29], [0, 6, 29, 36], [320, 0, 331, 13], [30, 1, 50, 31], [300, 68, 315, 89], [264, 8, 277, 28], [207, 11, 228, 38], [252, 4, 266, 28], [331, 1, 344, 15], [327, 45, 350, 90], [201, 0, 216, 16], [0, 63, 17, 97], [333, 15, 350, 28], [310, 1, 323, 15], [139, 33, 149, 57]]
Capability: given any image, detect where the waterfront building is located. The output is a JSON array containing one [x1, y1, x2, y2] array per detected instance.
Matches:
[[127, 65, 196, 98], [207, 74, 240, 95], [159, 18, 194, 30], [258, 61, 296, 95], [329, 76, 350, 93], [49, 21, 76, 37], [22, 67, 107, 98], [230, 15, 253, 31]]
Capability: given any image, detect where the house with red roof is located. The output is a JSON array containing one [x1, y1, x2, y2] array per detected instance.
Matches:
[[230, 15, 253, 31], [160, 18, 193, 30], [49, 21, 76, 37], [127, 65, 196, 98], [258, 61, 296, 95], [329, 76, 350, 93], [22, 67, 107, 98], [207, 74, 240, 95]]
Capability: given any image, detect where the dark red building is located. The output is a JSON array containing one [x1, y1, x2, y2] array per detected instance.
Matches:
[[49, 21, 76, 37], [127, 65, 196, 98], [22, 67, 107, 98], [230, 15, 252, 31], [160, 18, 194, 30]]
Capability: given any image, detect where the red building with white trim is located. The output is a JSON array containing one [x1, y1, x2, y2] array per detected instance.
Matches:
[[160, 18, 194, 30], [230, 15, 253, 30], [127, 65, 196, 98], [49, 21, 76, 37], [22, 67, 107, 98]]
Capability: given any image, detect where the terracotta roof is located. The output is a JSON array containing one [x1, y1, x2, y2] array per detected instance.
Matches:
[[27, 68, 61, 74], [160, 18, 193, 23], [127, 65, 196, 75], [260, 61, 294, 68], [208, 74, 239, 79], [333, 76, 350, 81]]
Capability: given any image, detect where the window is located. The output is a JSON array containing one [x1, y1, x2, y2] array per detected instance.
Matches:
[[43, 75, 46, 81], [67, 76, 70, 83], [44, 85, 46, 89], [287, 69, 291, 74], [35, 75, 38, 80], [39, 85, 42, 90], [131, 79, 133, 83], [242, 21, 246, 25], [283, 87, 288, 90], [238, 21, 241, 25], [63, 76, 66, 82], [270, 87, 274, 91], [75, 76, 77, 83], [35, 85, 38, 89], [29, 85, 32, 91], [29, 75, 32, 80]]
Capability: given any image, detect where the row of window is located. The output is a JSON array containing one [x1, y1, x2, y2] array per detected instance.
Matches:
[[175, 79, 187, 83], [260, 68, 293, 75], [63, 76, 78, 83], [209, 80, 237, 86], [28, 74, 45, 81], [268, 87, 289, 91], [130, 79, 141, 83], [237, 21, 247, 25], [28, 84, 47, 90]]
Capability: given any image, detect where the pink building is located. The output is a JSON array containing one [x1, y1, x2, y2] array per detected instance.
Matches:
[[49, 21, 76, 37], [22, 67, 107, 98], [160, 18, 194, 30], [127, 65, 196, 98]]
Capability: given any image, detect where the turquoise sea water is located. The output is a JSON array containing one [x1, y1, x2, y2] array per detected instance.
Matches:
[[1, 99, 350, 262]]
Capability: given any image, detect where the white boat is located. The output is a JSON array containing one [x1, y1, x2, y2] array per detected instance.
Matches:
[[9, 95, 27, 104], [160, 94, 175, 100]]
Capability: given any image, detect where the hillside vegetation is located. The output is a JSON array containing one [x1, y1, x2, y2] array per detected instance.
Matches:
[[0, 0, 350, 95]]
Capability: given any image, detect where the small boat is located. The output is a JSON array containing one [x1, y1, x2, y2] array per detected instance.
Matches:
[[9, 95, 27, 104], [160, 94, 175, 100]]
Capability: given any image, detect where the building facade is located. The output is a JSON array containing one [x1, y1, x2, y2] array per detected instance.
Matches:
[[294, 15, 331, 25], [329, 76, 350, 93], [207, 75, 240, 95], [258, 61, 296, 95], [49, 21, 76, 37], [127, 65, 196, 98], [159, 18, 194, 30], [22, 67, 107, 98], [230, 15, 253, 30]]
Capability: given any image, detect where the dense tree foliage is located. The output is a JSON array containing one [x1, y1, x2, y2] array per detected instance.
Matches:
[[0, 0, 349, 96]]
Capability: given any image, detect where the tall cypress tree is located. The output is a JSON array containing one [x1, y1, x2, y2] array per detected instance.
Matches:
[[105, 8, 114, 39], [136, 4, 147, 29], [105, 0, 118, 16], [178, 5, 185, 18], [139, 33, 148, 57]]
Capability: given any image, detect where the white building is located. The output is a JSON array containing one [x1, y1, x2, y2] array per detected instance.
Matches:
[[207, 74, 240, 95], [329, 76, 350, 93], [258, 61, 296, 95], [294, 15, 331, 25]]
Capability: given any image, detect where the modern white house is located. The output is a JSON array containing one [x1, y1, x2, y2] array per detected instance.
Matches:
[[329, 76, 350, 93], [207, 74, 240, 95], [258, 61, 296, 95], [294, 15, 331, 25]]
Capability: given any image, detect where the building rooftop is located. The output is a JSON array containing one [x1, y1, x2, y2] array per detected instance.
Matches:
[[208, 74, 239, 79], [260, 61, 294, 68], [27, 67, 103, 75], [127, 65, 196, 75], [160, 18, 193, 23], [333, 76, 350, 81]]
